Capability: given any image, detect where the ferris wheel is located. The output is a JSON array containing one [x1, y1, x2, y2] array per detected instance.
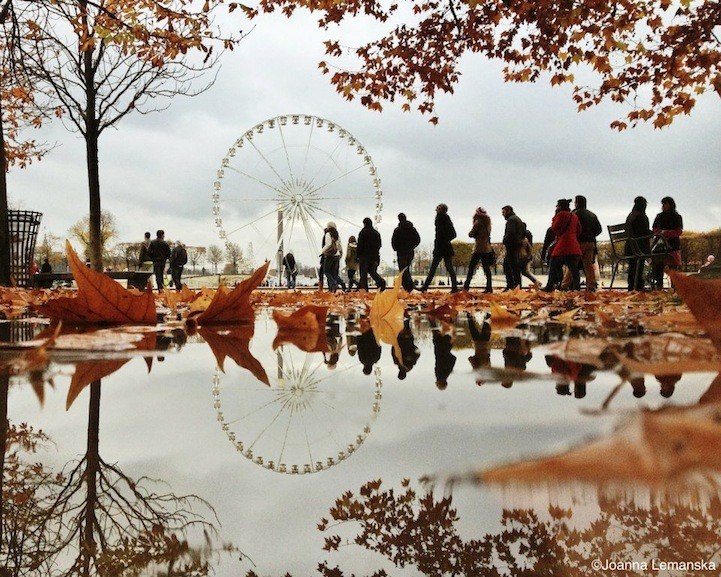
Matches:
[[212, 347, 383, 475], [212, 114, 383, 273]]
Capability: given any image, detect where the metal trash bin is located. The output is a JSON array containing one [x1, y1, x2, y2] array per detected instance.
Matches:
[[8, 210, 43, 287]]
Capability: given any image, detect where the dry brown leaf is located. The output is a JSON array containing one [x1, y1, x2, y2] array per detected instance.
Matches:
[[478, 402, 721, 484], [369, 274, 405, 363], [272, 305, 328, 332], [200, 326, 269, 385], [668, 271, 721, 350], [35, 241, 156, 324], [194, 262, 269, 325], [66, 359, 130, 410], [489, 301, 519, 325]]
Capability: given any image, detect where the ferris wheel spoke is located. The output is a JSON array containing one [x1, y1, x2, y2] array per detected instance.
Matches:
[[227, 166, 288, 196], [307, 401, 345, 450], [226, 395, 286, 425], [314, 196, 372, 201], [300, 409, 315, 469], [297, 205, 323, 276], [300, 122, 315, 181], [307, 163, 367, 196], [221, 197, 282, 202], [277, 122, 295, 183], [311, 205, 362, 229], [306, 137, 345, 186], [246, 137, 291, 190], [223, 206, 282, 237], [247, 401, 290, 452], [277, 404, 297, 465]]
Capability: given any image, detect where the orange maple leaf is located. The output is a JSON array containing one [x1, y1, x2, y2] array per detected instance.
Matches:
[[35, 241, 156, 324], [369, 273, 405, 364], [200, 326, 269, 385], [668, 271, 721, 350], [273, 305, 329, 332], [194, 261, 269, 325]]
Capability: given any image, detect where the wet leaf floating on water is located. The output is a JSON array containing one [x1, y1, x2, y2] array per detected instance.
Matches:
[[489, 301, 519, 326], [66, 359, 131, 410], [369, 274, 405, 364], [667, 271, 721, 350], [271, 305, 330, 354], [200, 326, 269, 386], [193, 261, 269, 325], [35, 241, 156, 324], [478, 400, 721, 485]]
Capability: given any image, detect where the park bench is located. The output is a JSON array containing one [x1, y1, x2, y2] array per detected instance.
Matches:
[[608, 223, 676, 289], [30, 271, 153, 290]]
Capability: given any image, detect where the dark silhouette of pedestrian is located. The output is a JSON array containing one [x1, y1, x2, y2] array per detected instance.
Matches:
[[467, 313, 491, 384], [321, 221, 346, 292], [432, 325, 456, 389], [651, 196, 683, 290], [345, 236, 359, 290], [421, 203, 458, 292], [501, 205, 525, 290], [283, 251, 297, 289], [391, 317, 420, 379], [138, 231, 151, 270], [464, 207, 493, 293], [625, 196, 651, 291], [169, 240, 187, 292], [565, 195, 602, 291], [357, 217, 386, 291], [501, 336, 532, 388], [357, 327, 381, 375], [147, 229, 171, 292], [519, 228, 540, 288], [391, 213, 421, 292]]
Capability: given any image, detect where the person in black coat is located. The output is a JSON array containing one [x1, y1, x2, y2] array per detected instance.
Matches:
[[147, 229, 171, 292], [625, 196, 651, 291], [651, 196, 683, 290], [391, 317, 420, 379], [169, 241, 188, 292], [421, 203, 458, 292], [501, 205, 526, 290], [391, 213, 421, 292], [357, 217, 386, 291], [357, 327, 381, 375]]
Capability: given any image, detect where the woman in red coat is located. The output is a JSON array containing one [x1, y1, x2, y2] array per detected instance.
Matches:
[[542, 199, 582, 291]]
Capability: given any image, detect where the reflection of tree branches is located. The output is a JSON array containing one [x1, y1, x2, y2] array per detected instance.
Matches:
[[249, 478, 721, 577], [38, 380, 226, 576]]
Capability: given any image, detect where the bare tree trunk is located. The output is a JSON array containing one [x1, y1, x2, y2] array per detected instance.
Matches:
[[0, 99, 12, 286], [0, 374, 9, 546], [83, 380, 101, 574], [80, 0, 102, 272]]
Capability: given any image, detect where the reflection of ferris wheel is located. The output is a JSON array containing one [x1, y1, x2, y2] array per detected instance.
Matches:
[[212, 350, 382, 475], [212, 114, 383, 272]]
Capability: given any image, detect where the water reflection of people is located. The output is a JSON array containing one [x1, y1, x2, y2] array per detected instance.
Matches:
[[357, 328, 381, 375], [392, 318, 420, 380], [656, 374, 681, 398], [546, 355, 596, 398], [501, 337, 532, 388], [324, 316, 343, 369], [467, 314, 491, 385], [630, 375, 646, 398], [432, 325, 456, 390]]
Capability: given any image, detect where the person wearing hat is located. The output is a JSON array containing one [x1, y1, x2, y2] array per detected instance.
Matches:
[[464, 206, 493, 292], [542, 199, 582, 291]]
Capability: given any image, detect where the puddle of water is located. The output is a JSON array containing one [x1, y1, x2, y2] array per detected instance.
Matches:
[[2, 312, 720, 575]]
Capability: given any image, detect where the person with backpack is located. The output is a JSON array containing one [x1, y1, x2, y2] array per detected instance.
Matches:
[[147, 229, 171, 292], [391, 212, 421, 292], [169, 240, 188, 292], [321, 222, 346, 292], [520, 228, 540, 288], [421, 203, 459, 292]]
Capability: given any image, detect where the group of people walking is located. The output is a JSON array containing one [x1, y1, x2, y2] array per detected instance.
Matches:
[[138, 230, 188, 292], [281, 195, 683, 293]]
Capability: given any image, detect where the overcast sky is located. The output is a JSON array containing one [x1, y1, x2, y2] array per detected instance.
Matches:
[[8, 11, 721, 268]]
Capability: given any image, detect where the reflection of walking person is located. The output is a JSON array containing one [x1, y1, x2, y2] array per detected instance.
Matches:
[[432, 326, 456, 389], [467, 313, 491, 384], [357, 328, 381, 375], [391, 317, 420, 379]]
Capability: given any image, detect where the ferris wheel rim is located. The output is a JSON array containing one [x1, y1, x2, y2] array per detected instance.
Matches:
[[211, 114, 383, 270]]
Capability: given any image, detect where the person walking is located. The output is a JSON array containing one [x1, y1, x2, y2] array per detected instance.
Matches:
[[501, 205, 525, 290], [345, 236, 359, 291], [321, 222, 346, 292], [169, 240, 188, 292], [651, 196, 683, 289], [463, 207, 493, 292], [391, 212, 421, 292], [357, 217, 386, 291], [520, 228, 540, 288], [283, 251, 297, 289], [421, 203, 458, 292], [147, 229, 171, 292], [564, 195, 602, 291], [137, 232, 151, 270], [542, 199, 582, 291], [625, 196, 651, 291]]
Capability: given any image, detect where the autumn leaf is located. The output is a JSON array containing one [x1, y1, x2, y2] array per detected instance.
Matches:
[[478, 401, 721, 485], [369, 273, 405, 364], [66, 359, 131, 410], [667, 271, 721, 350], [489, 301, 519, 325], [35, 241, 156, 324], [194, 262, 269, 325], [273, 305, 328, 332], [200, 326, 269, 385]]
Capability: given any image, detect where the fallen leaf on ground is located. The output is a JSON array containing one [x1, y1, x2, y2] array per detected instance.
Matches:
[[272, 305, 328, 332], [194, 262, 269, 325], [66, 359, 131, 410], [200, 326, 269, 385], [489, 301, 519, 325], [668, 271, 721, 350], [35, 241, 156, 324], [369, 274, 406, 364]]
